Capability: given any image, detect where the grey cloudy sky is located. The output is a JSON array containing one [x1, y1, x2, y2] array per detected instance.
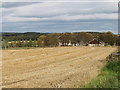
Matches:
[[1, 0, 119, 33]]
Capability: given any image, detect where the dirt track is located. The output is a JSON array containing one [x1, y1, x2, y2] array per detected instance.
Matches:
[[2, 46, 117, 88]]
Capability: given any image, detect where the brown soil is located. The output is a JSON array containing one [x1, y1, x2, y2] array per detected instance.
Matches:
[[2, 46, 117, 88]]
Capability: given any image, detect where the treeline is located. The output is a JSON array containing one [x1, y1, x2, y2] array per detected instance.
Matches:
[[38, 32, 120, 47], [1, 32, 120, 48], [2, 40, 38, 49], [2, 32, 49, 41]]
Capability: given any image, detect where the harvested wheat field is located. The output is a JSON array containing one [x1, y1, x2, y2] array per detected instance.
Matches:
[[2, 46, 117, 88]]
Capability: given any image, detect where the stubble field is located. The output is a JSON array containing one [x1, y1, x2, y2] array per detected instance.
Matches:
[[2, 46, 117, 88]]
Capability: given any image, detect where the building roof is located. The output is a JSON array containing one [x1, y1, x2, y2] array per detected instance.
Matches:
[[89, 39, 101, 44]]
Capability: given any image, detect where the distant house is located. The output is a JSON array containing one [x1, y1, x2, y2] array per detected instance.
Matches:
[[58, 42, 73, 46], [58, 42, 79, 46], [88, 39, 105, 46], [58, 39, 105, 47]]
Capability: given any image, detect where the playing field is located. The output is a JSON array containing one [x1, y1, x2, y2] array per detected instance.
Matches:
[[2, 46, 117, 88]]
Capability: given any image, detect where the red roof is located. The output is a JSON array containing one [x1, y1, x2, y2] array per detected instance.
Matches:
[[89, 40, 100, 44]]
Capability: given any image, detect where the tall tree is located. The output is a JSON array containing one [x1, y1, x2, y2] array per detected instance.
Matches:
[[38, 35, 48, 47], [59, 32, 72, 46]]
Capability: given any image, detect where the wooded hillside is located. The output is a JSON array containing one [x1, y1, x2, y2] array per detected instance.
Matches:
[[1, 32, 120, 48]]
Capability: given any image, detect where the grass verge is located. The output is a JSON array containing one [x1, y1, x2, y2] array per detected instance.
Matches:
[[85, 49, 120, 88]]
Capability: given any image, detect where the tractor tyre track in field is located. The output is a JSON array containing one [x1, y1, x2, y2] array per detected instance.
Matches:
[[2, 46, 117, 88]]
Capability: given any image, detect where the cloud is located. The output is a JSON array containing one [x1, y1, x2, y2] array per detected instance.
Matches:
[[2, 0, 119, 2], [3, 13, 118, 22], [2, 1, 118, 22], [2, 1, 118, 33], [2, 2, 40, 8], [2, 19, 118, 33]]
